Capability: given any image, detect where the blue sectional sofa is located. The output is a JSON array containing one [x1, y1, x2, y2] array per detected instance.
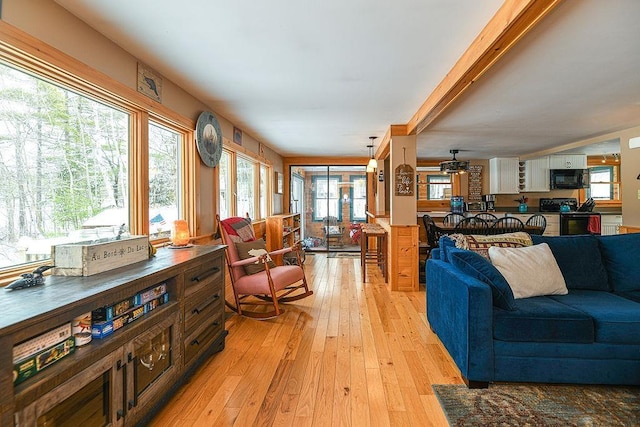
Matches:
[[426, 232, 640, 388]]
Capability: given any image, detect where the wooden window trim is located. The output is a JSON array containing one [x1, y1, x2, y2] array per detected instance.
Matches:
[[0, 22, 198, 284]]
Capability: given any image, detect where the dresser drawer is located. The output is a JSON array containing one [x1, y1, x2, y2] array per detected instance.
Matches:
[[183, 310, 224, 366], [184, 283, 223, 338], [184, 255, 223, 296]]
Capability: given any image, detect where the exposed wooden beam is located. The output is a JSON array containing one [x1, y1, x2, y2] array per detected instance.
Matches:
[[375, 124, 406, 161], [406, 0, 564, 135]]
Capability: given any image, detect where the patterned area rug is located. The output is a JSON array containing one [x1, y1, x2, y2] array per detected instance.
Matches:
[[433, 384, 640, 426]]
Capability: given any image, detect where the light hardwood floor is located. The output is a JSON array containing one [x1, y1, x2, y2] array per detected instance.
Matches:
[[150, 253, 462, 426]]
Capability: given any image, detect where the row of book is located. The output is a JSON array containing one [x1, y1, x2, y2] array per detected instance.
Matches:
[[91, 283, 169, 339], [12, 283, 169, 386]]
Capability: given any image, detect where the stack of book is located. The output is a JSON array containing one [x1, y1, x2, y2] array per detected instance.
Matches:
[[91, 283, 169, 339], [13, 323, 76, 386]]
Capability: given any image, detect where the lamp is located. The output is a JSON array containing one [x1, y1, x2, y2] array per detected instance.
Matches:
[[601, 154, 607, 163], [171, 219, 191, 247], [366, 136, 378, 172], [440, 149, 469, 174], [613, 153, 620, 162]]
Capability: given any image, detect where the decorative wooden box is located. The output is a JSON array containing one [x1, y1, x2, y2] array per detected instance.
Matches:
[[51, 236, 149, 276]]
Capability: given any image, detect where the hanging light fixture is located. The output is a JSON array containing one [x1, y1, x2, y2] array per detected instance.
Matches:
[[366, 136, 378, 172], [440, 149, 469, 174]]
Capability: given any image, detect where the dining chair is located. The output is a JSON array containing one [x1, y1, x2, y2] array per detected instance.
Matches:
[[491, 216, 525, 234], [422, 214, 436, 258], [474, 212, 498, 222], [217, 215, 313, 319], [525, 214, 547, 235], [442, 213, 464, 226], [323, 216, 344, 248], [454, 217, 489, 234]]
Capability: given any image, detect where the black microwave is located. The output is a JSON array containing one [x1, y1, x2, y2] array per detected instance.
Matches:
[[550, 169, 589, 189]]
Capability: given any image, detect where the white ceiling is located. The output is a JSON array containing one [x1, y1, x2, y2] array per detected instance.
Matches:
[[53, 0, 640, 160]]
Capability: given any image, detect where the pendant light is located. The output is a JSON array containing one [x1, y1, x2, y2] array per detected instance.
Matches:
[[366, 136, 378, 172]]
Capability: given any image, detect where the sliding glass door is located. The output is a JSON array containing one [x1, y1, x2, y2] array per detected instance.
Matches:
[[290, 165, 367, 252]]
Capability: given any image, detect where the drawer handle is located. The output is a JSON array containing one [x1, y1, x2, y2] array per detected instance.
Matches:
[[191, 267, 220, 282], [191, 339, 200, 346], [191, 295, 220, 315]]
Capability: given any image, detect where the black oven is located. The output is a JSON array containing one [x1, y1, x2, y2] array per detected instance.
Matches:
[[560, 212, 601, 235]]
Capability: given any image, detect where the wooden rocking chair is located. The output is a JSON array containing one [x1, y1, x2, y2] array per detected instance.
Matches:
[[217, 215, 313, 319]]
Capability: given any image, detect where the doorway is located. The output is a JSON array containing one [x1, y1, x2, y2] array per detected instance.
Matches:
[[290, 165, 367, 252]]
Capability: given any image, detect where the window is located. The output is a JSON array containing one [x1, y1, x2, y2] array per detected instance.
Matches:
[[312, 176, 340, 221], [217, 148, 271, 221], [427, 175, 452, 200], [0, 61, 130, 269], [148, 121, 181, 239], [259, 164, 268, 220], [417, 167, 452, 200], [588, 166, 620, 200], [350, 176, 367, 221], [218, 150, 232, 220], [236, 156, 256, 219]]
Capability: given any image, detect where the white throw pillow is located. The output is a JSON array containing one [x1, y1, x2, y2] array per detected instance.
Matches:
[[488, 243, 568, 299]]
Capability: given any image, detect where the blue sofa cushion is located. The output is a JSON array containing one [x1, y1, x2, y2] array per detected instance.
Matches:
[[531, 235, 609, 291], [438, 236, 456, 262], [597, 234, 640, 293], [448, 248, 516, 311], [617, 290, 640, 303], [550, 290, 640, 344], [493, 296, 594, 343]]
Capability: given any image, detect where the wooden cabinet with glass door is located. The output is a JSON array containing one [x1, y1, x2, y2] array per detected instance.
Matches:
[[2, 245, 226, 426]]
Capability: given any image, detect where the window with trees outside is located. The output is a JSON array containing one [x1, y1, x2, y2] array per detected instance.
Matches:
[[148, 121, 181, 240], [218, 150, 232, 220], [217, 148, 271, 221], [236, 156, 255, 219], [0, 61, 130, 270]]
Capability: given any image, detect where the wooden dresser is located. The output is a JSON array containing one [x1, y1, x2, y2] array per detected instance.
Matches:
[[0, 245, 226, 426]]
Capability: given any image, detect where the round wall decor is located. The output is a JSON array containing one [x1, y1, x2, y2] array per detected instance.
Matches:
[[195, 111, 223, 167]]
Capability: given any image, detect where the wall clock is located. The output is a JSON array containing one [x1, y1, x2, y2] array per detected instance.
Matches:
[[195, 111, 223, 168]]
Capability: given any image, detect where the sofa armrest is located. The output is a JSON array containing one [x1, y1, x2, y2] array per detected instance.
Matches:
[[426, 259, 494, 383]]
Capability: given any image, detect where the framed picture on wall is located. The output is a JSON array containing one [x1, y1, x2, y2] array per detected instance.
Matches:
[[275, 172, 283, 194], [233, 127, 242, 145]]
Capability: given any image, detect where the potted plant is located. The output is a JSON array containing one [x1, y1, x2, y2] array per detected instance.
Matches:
[[515, 195, 529, 213]]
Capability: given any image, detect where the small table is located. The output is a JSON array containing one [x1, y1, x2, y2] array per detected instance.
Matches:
[[360, 223, 388, 283]]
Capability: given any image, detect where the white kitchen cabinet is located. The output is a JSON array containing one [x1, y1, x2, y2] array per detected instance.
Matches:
[[549, 154, 587, 169], [601, 214, 623, 235], [543, 214, 560, 236], [520, 157, 550, 192], [489, 157, 520, 194]]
